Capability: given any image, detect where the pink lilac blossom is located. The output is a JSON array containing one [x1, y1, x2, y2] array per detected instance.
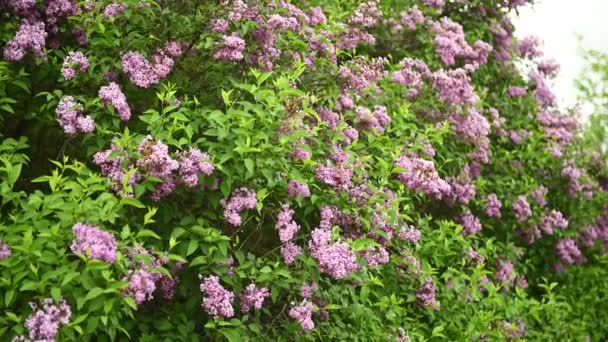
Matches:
[[55, 96, 95, 134], [468, 248, 485, 264], [220, 187, 257, 226], [398, 226, 421, 243], [338, 57, 387, 94], [531, 186, 548, 207], [0, 240, 11, 259], [537, 111, 580, 146], [395, 153, 451, 200], [361, 246, 390, 267], [537, 59, 560, 78], [356, 105, 391, 134], [308, 227, 359, 279], [124, 269, 157, 304], [200, 275, 235, 318], [287, 179, 310, 198], [555, 238, 585, 265], [14, 298, 71, 341], [448, 109, 489, 143], [431, 68, 477, 106], [307, 6, 327, 26], [177, 148, 214, 187], [336, 92, 355, 111], [425, 0, 445, 7], [391, 58, 430, 98], [103, 3, 125, 17], [71, 28, 88, 46], [445, 176, 476, 206], [430, 17, 492, 67], [517, 36, 543, 59], [121, 51, 175, 88], [289, 301, 314, 331], [529, 71, 557, 109], [335, 26, 376, 50], [281, 242, 302, 265], [163, 41, 184, 58], [158, 263, 184, 300], [137, 137, 179, 179], [276, 204, 300, 242], [6, 0, 35, 13], [214, 33, 246, 61], [508, 86, 526, 97], [539, 210, 568, 235], [485, 193, 502, 218], [315, 163, 353, 190], [461, 212, 482, 236], [211, 19, 229, 33], [70, 223, 117, 263], [98, 82, 131, 120], [300, 283, 317, 298], [348, 1, 382, 28], [495, 260, 516, 286], [290, 147, 311, 160], [61, 51, 89, 80], [3, 20, 47, 62], [509, 129, 530, 145], [317, 108, 340, 129], [240, 283, 269, 313], [400, 6, 424, 30], [512, 195, 532, 221], [416, 278, 438, 309]]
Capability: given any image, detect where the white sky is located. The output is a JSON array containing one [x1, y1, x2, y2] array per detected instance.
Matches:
[[511, 0, 608, 117]]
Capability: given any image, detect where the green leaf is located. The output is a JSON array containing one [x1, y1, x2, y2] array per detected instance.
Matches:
[[136, 229, 161, 240]]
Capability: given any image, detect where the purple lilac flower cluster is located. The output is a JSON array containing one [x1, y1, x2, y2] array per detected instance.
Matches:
[[512, 195, 532, 221], [287, 179, 310, 198], [429, 17, 492, 68], [355, 105, 391, 134], [391, 58, 431, 99], [400, 6, 424, 30], [240, 283, 270, 313], [395, 152, 451, 200], [55, 96, 95, 134], [214, 33, 246, 61], [555, 238, 585, 265], [495, 260, 516, 287], [539, 210, 568, 235], [0, 240, 11, 259], [177, 148, 214, 187], [3, 20, 48, 62], [338, 57, 387, 94], [13, 298, 71, 341], [431, 68, 478, 106], [276, 204, 300, 243], [561, 162, 594, 199], [103, 2, 125, 17], [61, 51, 89, 80], [121, 44, 184, 88], [289, 300, 314, 331], [200, 275, 235, 318], [461, 212, 482, 236], [485, 193, 502, 218], [507, 86, 526, 97], [531, 186, 548, 207], [315, 162, 353, 190], [416, 278, 439, 309], [220, 187, 257, 226], [70, 223, 117, 263], [98, 82, 131, 121]]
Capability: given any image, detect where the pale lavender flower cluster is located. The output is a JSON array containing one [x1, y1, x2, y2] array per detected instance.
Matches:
[[448, 109, 490, 143], [93, 142, 133, 187], [14, 298, 71, 342], [55, 96, 95, 134], [335, 26, 376, 50], [98, 82, 131, 121], [391, 58, 431, 99], [430, 17, 492, 67], [300, 282, 317, 298], [398, 226, 421, 243], [444, 175, 476, 206], [356, 105, 391, 134], [177, 148, 214, 187], [539, 210, 568, 235], [61, 51, 89, 80], [561, 163, 594, 199], [137, 136, 180, 199], [348, 1, 382, 28], [495, 260, 515, 286], [6, 0, 35, 13], [425, 0, 445, 7], [103, 3, 125, 17], [555, 238, 585, 265], [289, 300, 314, 331], [400, 6, 424, 30], [307, 6, 327, 26], [531, 186, 548, 207], [537, 58, 560, 78], [280, 242, 303, 265], [315, 162, 353, 190], [468, 248, 485, 264], [461, 212, 482, 236], [200, 275, 235, 318], [0, 240, 11, 259], [512, 195, 532, 221], [482, 194, 501, 218], [516, 36, 543, 59], [416, 278, 438, 309], [121, 50, 176, 88], [309, 211, 359, 279], [537, 111, 580, 147], [220, 187, 257, 226], [158, 262, 184, 300], [124, 269, 157, 304], [214, 33, 246, 61], [3, 20, 48, 62], [240, 283, 269, 313], [508, 129, 530, 145], [361, 246, 389, 267], [529, 71, 557, 109], [395, 153, 451, 200], [70, 223, 117, 263], [339, 57, 387, 94], [507, 86, 526, 97], [276, 204, 300, 242], [431, 68, 477, 106], [287, 179, 310, 198]]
